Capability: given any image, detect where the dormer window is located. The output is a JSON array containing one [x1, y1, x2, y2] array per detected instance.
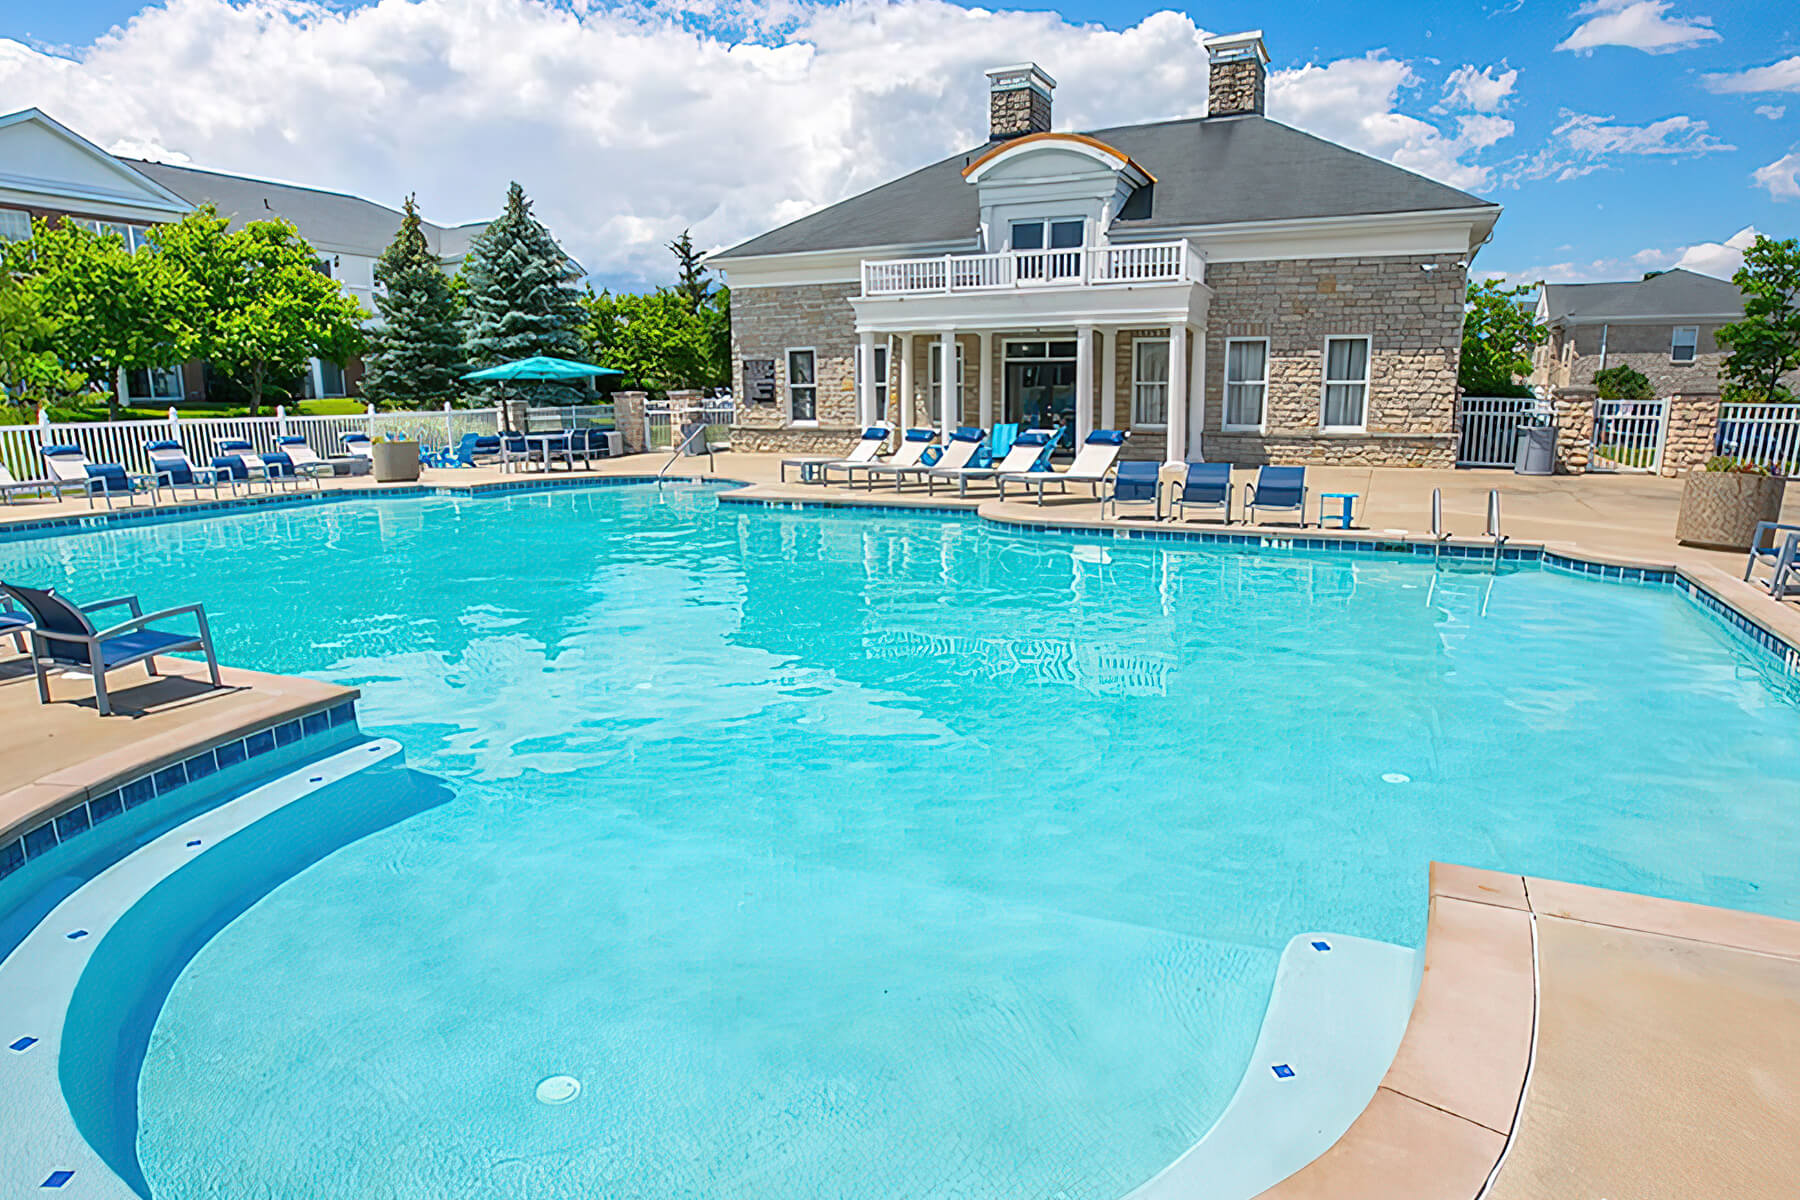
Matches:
[[1009, 219, 1085, 251]]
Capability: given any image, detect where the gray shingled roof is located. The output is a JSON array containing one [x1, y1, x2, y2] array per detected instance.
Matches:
[[1541, 268, 1743, 324], [715, 114, 1495, 260], [122, 159, 484, 261]]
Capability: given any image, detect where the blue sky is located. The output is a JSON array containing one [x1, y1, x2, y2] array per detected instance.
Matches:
[[2, 0, 1795, 287]]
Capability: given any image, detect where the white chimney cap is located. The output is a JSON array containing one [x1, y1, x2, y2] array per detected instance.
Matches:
[[985, 63, 1057, 93], [1202, 31, 1269, 64]]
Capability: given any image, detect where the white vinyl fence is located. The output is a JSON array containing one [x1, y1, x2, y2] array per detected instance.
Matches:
[[1455, 395, 1552, 468], [1715, 403, 1800, 476], [643, 398, 735, 452], [522, 404, 615, 433], [1588, 398, 1668, 473], [0, 405, 501, 479]]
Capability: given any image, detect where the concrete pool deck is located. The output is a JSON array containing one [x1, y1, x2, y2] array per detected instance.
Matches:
[[3, 454, 1800, 1197]]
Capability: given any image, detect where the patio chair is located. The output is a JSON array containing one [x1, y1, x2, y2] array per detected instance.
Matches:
[[0, 462, 84, 505], [0, 582, 222, 717], [144, 440, 223, 500], [1171, 462, 1234, 523], [498, 431, 530, 472], [341, 432, 376, 461], [826, 427, 936, 487], [40, 445, 170, 509], [1745, 521, 1800, 598], [868, 426, 985, 490], [925, 428, 1057, 497], [273, 436, 340, 479], [1244, 465, 1308, 526], [781, 424, 890, 483], [997, 430, 1128, 506], [454, 432, 504, 468], [1, 596, 30, 654], [215, 439, 305, 491], [1099, 460, 1164, 520]]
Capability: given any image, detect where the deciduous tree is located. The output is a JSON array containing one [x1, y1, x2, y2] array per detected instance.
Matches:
[[1459, 279, 1543, 398], [1716, 235, 1800, 404]]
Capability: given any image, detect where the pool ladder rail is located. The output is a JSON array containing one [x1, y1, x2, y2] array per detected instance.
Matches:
[[657, 420, 715, 484], [1430, 488, 1508, 567]]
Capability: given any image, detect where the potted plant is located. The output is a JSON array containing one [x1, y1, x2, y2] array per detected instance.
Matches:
[[1675, 455, 1787, 550], [370, 433, 421, 483]]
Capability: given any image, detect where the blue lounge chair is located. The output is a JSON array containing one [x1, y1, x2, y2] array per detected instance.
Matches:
[[1100, 460, 1164, 520], [989, 422, 1020, 463], [215, 438, 305, 491], [829, 428, 937, 487], [868, 426, 985, 490], [144, 440, 223, 500], [1244, 465, 1307, 526], [997, 430, 1128, 505], [0, 462, 84, 505], [272, 436, 338, 478], [783, 424, 890, 483], [1746, 521, 1800, 599], [40, 446, 169, 509], [925, 428, 1058, 496], [1, 582, 222, 717], [455, 432, 504, 468], [1, 596, 30, 654], [1172, 462, 1234, 523]]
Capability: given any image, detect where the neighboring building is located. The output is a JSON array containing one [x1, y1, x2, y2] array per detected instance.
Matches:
[[0, 107, 483, 405], [712, 33, 1502, 466], [1531, 268, 1744, 397]]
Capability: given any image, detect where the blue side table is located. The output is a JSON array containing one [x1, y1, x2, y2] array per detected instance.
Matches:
[[1319, 492, 1359, 529]]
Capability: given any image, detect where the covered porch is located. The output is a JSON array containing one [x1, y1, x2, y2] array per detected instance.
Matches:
[[849, 261, 1211, 462]]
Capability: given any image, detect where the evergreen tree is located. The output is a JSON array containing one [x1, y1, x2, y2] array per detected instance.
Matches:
[[461, 182, 581, 368], [363, 195, 464, 408], [668, 229, 711, 314]]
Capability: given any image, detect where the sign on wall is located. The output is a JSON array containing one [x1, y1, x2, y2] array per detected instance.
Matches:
[[743, 358, 776, 404]]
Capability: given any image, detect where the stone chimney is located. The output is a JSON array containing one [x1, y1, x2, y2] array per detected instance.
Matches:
[[986, 64, 1056, 141], [1204, 31, 1269, 118]]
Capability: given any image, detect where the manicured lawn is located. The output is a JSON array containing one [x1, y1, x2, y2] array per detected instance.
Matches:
[[64, 398, 368, 422]]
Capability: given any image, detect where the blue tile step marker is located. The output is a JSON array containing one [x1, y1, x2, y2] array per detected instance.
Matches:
[[9, 1036, 38, 1052], [1271, 1063, 1296, 1079], [42, 1170, 74, 1188]]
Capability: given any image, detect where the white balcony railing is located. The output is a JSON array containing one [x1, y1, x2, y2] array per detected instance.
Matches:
[[860, 241, 1201, 297]]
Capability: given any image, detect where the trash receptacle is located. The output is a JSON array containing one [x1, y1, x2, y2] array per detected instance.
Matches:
[[680, 421, 707, 455], [1514, 423, 1556, 475]]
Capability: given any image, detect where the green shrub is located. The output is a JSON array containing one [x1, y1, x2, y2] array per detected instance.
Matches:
[[1704, 455, 1771, 475], [1593, 364, 1656, 401]]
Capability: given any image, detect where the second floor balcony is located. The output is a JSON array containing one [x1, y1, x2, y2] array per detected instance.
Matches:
[[860, 240, 1202, 299]]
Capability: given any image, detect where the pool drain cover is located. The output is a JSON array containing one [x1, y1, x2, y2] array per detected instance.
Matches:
[[536, 1075, 581, 1105], [1382, 773, 1411, 784]]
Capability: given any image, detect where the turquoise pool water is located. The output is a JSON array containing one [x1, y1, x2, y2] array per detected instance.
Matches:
[[6, 483, 1800, 1199]]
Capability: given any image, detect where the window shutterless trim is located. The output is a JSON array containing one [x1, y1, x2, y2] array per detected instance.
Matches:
[[1670, 325, 1699, 365], [1222, 336, 1270, 433], [786, 346, 819, 427], [1130, 335, 1171, 430], [1319, 334, 1372, 432]]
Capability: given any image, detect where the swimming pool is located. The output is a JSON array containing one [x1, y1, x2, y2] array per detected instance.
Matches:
[[5, 482, 1800, 1199]]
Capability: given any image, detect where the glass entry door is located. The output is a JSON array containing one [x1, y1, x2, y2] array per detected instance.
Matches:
[[1003, 340, 1079, 452]]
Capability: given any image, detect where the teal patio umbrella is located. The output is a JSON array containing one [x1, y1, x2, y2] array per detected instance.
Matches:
[[462, 356, 622, 382]]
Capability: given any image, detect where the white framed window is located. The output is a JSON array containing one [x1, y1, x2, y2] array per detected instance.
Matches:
[[786, 348, 817, 424], [1131, 336, 1170, 428], [1671, 326, 1699, 364], [1224, 338, 1269, 431], [72, 218, 153, 251], [873, 344, 889, 414], [929, 340, 964, 422], [0, 208, 31, 243], [125, 365, 183, 402], [1008, 218, 1086, 251], [1321, 336, 1370, 430]]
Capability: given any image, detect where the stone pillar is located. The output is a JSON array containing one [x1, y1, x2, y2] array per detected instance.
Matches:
[[615, 390, 650, 455], [897, 334, 915, 436], [858, 331, 877, 427], [1551, 385, 1595, 475], [1166, 323, 1189, 464], [977, 331, 994, 429], [1660, 392, 1722, 476], [939, 330, 957, 432], [1099, 328, 1116, 431], [1075, 323, 1095, 445]]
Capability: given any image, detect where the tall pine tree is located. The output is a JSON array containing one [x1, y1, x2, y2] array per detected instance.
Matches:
[[461, 182, 581, 368], [363, 195, 464, 408], [667, 229, 711, 314]]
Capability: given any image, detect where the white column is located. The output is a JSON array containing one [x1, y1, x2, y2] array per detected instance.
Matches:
[[858, 330, 876, 426], [897, 334, 915, 434], [1188, 324, 1207, 462], [1166, 323, 1189, 465], [1098, 328, 1116, 432], [938, 330, 957, 432], [977, 331, 994, 429], [1075, 323, 1095, 444]]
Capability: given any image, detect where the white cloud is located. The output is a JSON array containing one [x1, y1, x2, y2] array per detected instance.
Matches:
[[1441, 64, 1518, 111], [1489, 225, 1757, 283], [1756, 104, 1788, 120], [1704, 55, 1800, 94], [1555, 0, 1720, 56], [0, 0, 1509, 283], [1754, 151, 1800, 201], [1506, 109, 1731, 184]]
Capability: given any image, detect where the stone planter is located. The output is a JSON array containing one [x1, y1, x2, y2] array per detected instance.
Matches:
[[371, 440, 421, 483], [1675, 469, 1787, 550]]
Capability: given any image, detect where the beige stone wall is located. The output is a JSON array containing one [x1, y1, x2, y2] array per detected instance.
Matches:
[[729, 282, 862, 453], [1198, 253, 1465, 467], [1660, 392, 1722, 476], [990, 87, 1051, 139]]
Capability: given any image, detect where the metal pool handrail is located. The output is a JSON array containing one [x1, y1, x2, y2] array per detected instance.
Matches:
[[657, 420, 713, 483]]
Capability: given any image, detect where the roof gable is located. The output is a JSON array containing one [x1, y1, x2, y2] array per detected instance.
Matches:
[[0, 109, 192, 217], [716, 114, 1495, 261]]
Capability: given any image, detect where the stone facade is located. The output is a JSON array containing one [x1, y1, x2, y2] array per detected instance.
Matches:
[[990, 86, 1052, 140], [1199, 253, 1467, 467], [1660, 392, 1722, 476], [1541, 321, 1732, 395], [1207, 58, 1265, 117], [728, 254, 1468, 468]]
